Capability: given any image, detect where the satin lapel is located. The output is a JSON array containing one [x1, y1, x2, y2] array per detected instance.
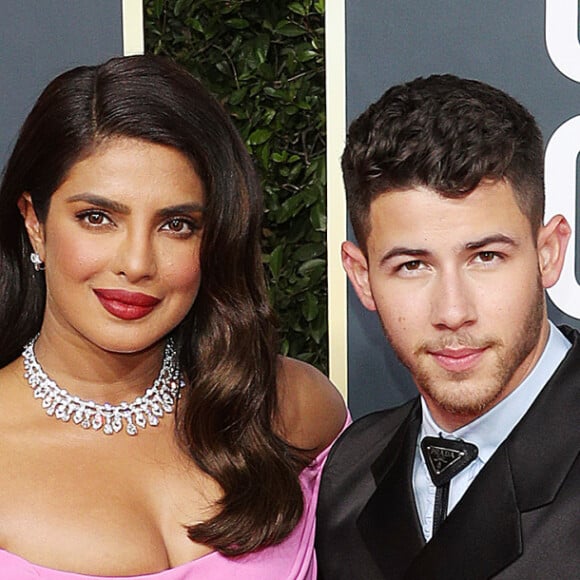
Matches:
[[406, 445, 522, 579], [357, 400, 425, 578]]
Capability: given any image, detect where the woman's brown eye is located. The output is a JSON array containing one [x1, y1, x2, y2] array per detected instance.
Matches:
[[78, 211, 109, 225], [162, 218, 194, 234], [87, 213, 104, 224]]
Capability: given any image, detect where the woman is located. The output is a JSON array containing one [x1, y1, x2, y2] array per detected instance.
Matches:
[[0, 55, 346, 578]]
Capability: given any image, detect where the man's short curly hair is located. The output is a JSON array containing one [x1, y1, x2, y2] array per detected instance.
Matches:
[[342, 74, 545, 250]]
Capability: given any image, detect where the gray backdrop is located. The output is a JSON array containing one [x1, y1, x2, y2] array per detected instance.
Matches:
[[345, 0, 580, 418], [0, 0, 123, 169]]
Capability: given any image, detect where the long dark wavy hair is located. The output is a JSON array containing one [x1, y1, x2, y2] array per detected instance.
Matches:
[[0, 55, 306, 555]]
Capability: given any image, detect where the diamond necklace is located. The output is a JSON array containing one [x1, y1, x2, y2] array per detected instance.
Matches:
[[22, 336, 185, 436]]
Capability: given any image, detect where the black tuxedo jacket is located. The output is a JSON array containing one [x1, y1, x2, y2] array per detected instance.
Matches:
[[316, 327, 580, 579]]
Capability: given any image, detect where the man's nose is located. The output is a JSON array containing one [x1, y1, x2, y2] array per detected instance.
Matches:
[[430, 269, 476, 331]]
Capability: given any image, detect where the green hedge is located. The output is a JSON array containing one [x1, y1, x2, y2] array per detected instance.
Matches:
[[144, 0, 328, 372]]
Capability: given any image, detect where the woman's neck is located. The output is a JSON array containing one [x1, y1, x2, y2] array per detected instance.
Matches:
[[30, 327, 166, 405]]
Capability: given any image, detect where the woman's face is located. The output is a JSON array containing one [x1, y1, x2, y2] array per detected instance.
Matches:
[[20, 137, 205, 354]]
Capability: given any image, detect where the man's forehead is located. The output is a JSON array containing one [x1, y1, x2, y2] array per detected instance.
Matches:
[[368, 181, 524, 219], [366, 182, 532, 250]]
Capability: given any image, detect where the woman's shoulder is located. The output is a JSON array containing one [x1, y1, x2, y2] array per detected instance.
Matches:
[[275, 357, 347, 459]]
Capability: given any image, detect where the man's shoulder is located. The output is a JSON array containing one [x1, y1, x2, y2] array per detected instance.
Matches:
[[330, 399, 416, 458], [558, 324, 580, 351], [321, 397, 418, 489], [317, 397, 419, 556]]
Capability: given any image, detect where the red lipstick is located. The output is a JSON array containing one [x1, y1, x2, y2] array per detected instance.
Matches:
[[93, 289, 161, 320]]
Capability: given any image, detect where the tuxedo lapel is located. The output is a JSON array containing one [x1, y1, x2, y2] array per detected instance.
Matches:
[[357, 400, 425, 578]]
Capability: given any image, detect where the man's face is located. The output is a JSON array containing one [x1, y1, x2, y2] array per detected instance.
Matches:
[[343, 180, 569, 430]]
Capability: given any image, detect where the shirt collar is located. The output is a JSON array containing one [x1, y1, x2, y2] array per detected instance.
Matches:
[[420, 322, 571, 463]]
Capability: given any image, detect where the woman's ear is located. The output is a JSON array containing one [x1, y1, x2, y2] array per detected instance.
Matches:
[[341, 241, 377, 311], [17, 193, 46, 258], [537, 214, 571, 288]]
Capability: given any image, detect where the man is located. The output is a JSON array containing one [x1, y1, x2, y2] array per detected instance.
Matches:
[[316, 75, 579, 579]]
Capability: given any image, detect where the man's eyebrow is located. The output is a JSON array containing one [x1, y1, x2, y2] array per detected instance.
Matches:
[[379, 234, 519, 265], [66, 193, 130, 213], [464, 234, 518, 250], [380, 247, 431, 264]]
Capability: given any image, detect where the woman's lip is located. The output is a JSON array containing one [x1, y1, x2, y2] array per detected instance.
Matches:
[[93, 289, 160, 307], [93, 289, 160, 320], [429, 347, 487, 372]]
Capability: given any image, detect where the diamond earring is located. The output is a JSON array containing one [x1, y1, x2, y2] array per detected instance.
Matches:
[[30, 252, 45, 271]]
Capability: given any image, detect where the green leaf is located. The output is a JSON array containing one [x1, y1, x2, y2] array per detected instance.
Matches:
[[293, 243, 324, 261], [268, 245, 284, 278], [248, 128, 272, 145], [173, 0, 189, 17], [298, 258, 326, 277], [289, 3, 308, 16], [228, 87, 248, 106], [309, 202, 327, 231], [188, 18, 204, 34], [276, 23, 305, 37], [276, 193, 305, 221], [215, 60, 231, 76], [296, 43, 318, 62], [301, 293, 319, 322], [226, 18, 250, 30], [310, 311, 327, 343], [258, 141, 271, 168], [280, 338, 290, 356]]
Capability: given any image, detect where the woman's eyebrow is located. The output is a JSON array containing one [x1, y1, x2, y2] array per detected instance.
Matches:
[[156, 203, 205, 219], [66, 193, 130, 214], [66, 194, 204, 218]]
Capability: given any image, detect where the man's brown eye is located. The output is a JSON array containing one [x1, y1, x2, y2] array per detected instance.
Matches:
[[479, 251, 495, 262]]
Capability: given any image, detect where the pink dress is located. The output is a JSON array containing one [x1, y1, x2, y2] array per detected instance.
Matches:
[[0, 417, 349, 579]]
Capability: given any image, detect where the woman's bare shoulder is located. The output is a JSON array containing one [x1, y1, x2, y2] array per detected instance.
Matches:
[[276, 356, 347, 458]]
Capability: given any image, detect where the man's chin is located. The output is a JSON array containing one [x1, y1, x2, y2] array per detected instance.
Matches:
[[417, 375, 504, 419]]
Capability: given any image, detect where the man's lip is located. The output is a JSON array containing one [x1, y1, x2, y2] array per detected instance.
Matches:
[[430, 347, 486, 358], [93, 289, 161, 307], [428, 347, 488, 372]]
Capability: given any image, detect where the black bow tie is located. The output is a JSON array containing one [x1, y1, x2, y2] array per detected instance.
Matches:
[[420, 436, 479, 536]]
